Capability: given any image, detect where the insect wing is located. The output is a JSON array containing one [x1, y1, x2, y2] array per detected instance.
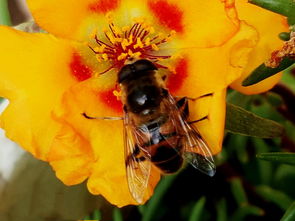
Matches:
[[182, 123, 216, 177], [123, 111, 152, 203], [163, 93, 216, 176]]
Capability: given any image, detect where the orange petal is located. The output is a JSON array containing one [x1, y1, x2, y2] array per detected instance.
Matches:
[[147, 0, 240, 47], [28, 0, 241, 48], [0, 26, 88, 159], [27, 0, 139, 41], [50, 79, 161, 206], [188, 89, 227, 155], [166, 21, 257, 98], [230, 0, 289, 94]]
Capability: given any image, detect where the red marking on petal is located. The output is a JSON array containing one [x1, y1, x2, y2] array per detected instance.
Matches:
[[88, 0, 120, 13], [148, 0, 184, 33], [166, 58, 188, 94], [99, 89, 123, 114], [70, 53, 93, 81]]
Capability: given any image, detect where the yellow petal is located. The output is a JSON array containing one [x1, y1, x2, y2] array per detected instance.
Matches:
[[27, 0, 142, 41], [50, 78, 161, 206], [28, 0, 242, 48], [166, 21, 257, 98], [230, 0, 289, 94], [188, 89, 227, 155], [0, 26, 85, 159]]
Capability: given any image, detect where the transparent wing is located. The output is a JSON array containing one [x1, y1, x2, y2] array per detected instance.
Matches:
[[163, 93, 216, 177], [123, 111, 152, 203], [182, 122, 216, 177]]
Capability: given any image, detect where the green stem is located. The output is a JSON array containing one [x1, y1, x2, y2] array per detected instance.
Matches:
[[0, 0, 12, 25]]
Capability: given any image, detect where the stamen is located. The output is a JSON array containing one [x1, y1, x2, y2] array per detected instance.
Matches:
[[88, 19, 175, 75], [113, 89, 122, 100]]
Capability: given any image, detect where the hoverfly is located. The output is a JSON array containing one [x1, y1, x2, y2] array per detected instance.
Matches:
[[83, 59, 215, 203], [118, 59, 216, 203]]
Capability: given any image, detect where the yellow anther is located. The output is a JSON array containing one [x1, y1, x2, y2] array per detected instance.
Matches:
[[144, 37, 151, 46], [106, 12, 114, 23], [102, 53, 109, 61], [133, 38, 144, 49], [113, 90, 122, 100], [89, 28, 98, 39], [132, 52, 142, 59], [122, 26, 130, 32], [170, 30, 176, 36], [94, 45, 106, 53], [93, 47, 100, 52], [113, 25, 122, 36], [167, 65, 176, 74], [121, 39, 130, 51], [113, 37, 123, 43], [106, 32, 116, 44], [96, 54, 102, 62], [128, 51, 142, 60], [133, 17, 145, 24], [117, 53, 128, 61], [161, 33, 166, 40], [128, 34, 134, 44], [148, 26, 155, 34], [128, 49, 134, 56], [151, 44, 159, 51]]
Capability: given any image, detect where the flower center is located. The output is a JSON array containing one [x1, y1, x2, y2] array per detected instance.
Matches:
[[88, 16, 176, 75]]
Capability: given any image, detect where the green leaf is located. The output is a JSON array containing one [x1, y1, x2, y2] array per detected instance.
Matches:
[[255, 185, 293, 210], [230, 205, 264, 221], [142, 174, 178, 221], [281, 70, 295, 92], [257, 152, 295, 165], [226, 103, 284, 138], [92, 210, 102, 220], [0, 0, 11, 25], [281, 201, 295, 221], [216, 198, 227, 221], [249, 0, 295, 18], [188, 197, 206, 221], [113, 208, 123, 221], [242, 57, 295, 86], [230, 178, 248, 206], [252, 139, 273, 185]]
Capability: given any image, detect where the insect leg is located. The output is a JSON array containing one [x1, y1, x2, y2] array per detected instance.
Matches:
[[82, 112, 123, 120], [175, 97, 189, 120], [175, 95, 211, 123], [188, 116, 208, 125], [186, 93, 213, 101]]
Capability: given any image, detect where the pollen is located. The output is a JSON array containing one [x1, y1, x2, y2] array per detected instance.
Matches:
[[113, 89, 122, 99], [133, 38, 144, 49], [118, 53, 128, 61], [88, 18, 174, 74], [151, 44, 159, 51]]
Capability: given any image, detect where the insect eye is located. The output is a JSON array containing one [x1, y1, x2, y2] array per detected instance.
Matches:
[[118, 65, 133, 83]]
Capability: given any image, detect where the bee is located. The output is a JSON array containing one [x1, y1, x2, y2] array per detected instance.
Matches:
[[118, 59, 216, 203]]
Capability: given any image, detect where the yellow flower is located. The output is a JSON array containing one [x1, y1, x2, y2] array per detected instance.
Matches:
[[231, 0, 289, 94], [0, 0, 287, 206]]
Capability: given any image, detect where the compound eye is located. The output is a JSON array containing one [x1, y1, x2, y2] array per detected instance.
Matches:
[[118, 64, 133, 83]]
